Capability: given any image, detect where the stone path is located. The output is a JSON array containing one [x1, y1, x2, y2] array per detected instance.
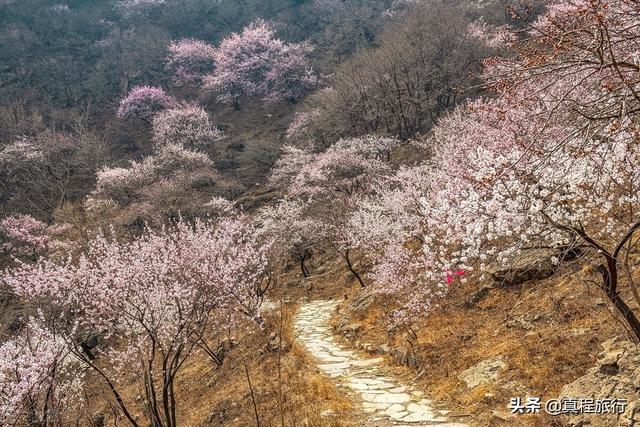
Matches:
[[294, 300, 467, 426]]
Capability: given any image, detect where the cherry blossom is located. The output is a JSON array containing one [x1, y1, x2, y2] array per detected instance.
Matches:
[[152, 105, 223, 148], [407, 0, 640, 336], [166, 39, 216, 86], [117, 86, 177, 122], [0, 318, 83, 426], [204, 20, 316, 107], [271, 135, 402, 286], [0, 215, 68, 259], [256, 198, 325, 277], [3, 215, 270, 426]]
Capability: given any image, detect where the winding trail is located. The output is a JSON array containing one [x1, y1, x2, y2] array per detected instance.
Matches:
[[294, 300, 467, 426]]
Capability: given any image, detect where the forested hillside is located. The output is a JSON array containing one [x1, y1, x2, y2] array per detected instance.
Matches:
[[1, 0, 639, 426]]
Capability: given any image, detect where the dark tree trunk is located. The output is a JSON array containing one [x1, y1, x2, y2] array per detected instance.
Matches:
[[344, 249, 366, 288], [300, 251, 311, 277], [597, 262, 640, 340], [608, 291, 640, 339]]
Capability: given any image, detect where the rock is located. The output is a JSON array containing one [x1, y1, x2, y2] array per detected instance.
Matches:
[[561, 337, 640, 427], [488, 248, 557, 287], [491, 410, 516, 421], [565, 328, 590, 337], [342, 323, 362, 338], [467, 285, 493, 305], [459, 356, 507, 388], [379, 344, 391, 354], [392, 347, 419, 367], [362, 342, 375, 352], [266, 333, 288, 352], [505, 317, 535, 330], [320, 409, 335, 417], [348, 287, 376, 313]]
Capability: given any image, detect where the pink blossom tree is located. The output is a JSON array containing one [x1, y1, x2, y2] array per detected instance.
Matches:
[[0, 214, 68, 260], [2, 215, 270, 427], [0, 319, 83, 426], [204, 20, 316, 109], [151, 105, 223, 148], [397, 0, 640, 337], [271, 135, 402, 286], [166, 39, 216, 86], [256, 199, 325, 277], [117, 86, 177, 123], [344, 162, 463, 323], [87, 144, 230, 227]]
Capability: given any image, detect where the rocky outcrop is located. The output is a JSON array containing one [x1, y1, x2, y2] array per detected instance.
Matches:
[[459, 356, 507, 388], [391, 346, 420, 368], [488, 248, 557, 287], [561, 336, 640, 426], [347, 287, 377, 313], [266, 332, 289, 352]]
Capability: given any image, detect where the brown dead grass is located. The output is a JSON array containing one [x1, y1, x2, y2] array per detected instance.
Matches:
[[92, 296, 357, 427], [340, 260, 628, 427], [87, 251, 634, 427]]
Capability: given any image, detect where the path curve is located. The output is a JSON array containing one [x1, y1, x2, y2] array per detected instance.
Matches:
[[294, 300, 467, 426]]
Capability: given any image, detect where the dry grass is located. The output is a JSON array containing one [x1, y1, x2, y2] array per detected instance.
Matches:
[[340, 262, 626, 426], [91, 296, 357, 427], [80, 251, 635, 426]]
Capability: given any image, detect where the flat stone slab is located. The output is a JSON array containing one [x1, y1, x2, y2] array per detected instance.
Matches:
[[294, 299, 467, 426]]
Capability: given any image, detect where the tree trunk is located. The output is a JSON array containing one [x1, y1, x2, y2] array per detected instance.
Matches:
[[300, 251, 310, 277], [344, 249, 366, 288], [607, 291, 640, 340], [597, 261, 640, 341]]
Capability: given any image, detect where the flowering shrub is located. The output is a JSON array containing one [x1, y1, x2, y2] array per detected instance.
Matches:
[[204, 20, 316, 107], [166, 38, 216, 86], [152, 105, 223, 148], [117, 86, 177, 122]]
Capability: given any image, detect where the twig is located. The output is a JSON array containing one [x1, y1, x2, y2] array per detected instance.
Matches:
[[243, 363, 260, 427]]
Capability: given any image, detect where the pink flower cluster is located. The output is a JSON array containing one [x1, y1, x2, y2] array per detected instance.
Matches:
[[117, 86, 177, 122], [162, 21, 316, 109], [0, 215, 67, 258], [1, 213, 270, 424], [166, 39, 216, 86], [152, 105, 223, 148]]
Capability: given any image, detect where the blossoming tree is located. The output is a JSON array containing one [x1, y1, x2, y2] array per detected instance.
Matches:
[[117, 86, 177, 123], [411, 0, 640, 337], [204, 20, 316, 108], [2, 215, 270, 427], [166, 39, 216, 86], [256, 198, 325, 278], [151, 105, 223, 148], [0, 319, 83, 426], [0, 214, 67, 260], [87, 143, 226, 227], [271, 135, 402, 287]]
